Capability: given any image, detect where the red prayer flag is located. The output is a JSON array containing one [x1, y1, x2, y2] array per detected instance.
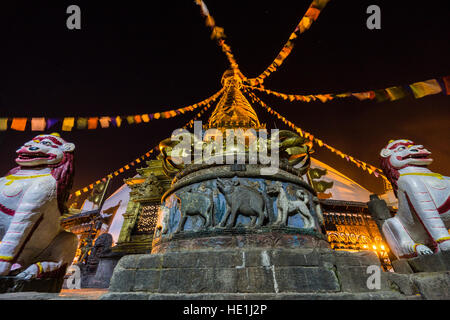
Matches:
[[442, 76, 450, 95]]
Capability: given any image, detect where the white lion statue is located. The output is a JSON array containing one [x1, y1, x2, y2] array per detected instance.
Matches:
[[0, 133, 78, 281], [380, 139, 450, 259]]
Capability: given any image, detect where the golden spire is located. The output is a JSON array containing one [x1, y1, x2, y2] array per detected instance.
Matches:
[[208, 70, 263, 130]]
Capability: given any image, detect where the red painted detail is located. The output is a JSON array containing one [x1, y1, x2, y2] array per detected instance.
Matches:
[[32, 136, 63, 146], [437, 197, 450, 214], [399, 252, 417, 259], [388, 141, 414, 150], [0, 203, 15, 216]]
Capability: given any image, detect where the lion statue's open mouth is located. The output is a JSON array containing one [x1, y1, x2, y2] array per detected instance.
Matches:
[[16, 151, 57, 162]]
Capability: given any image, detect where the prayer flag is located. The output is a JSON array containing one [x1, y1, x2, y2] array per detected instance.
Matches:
[[77, 117, 88, 129], [352, 91, 375, 100], [88, 117, 98, 129], [0, 118, 7, 131], [116, 116, 122, 127], [442, 76, 450, 95], [31, 118, 46, 131], [62, 117, 75, 131], [410, 79, 442, 99], [298, 17, 312, 33], [126, 116, 134, 125], [141, 114, 150, 122], [385, 86, 407, 101], [134, 115, 142, 124], [99, 116, 111, 128], [305, 7, 321, 20], [47, 118, 60, 129], [11, 118, 27, 131], [374, 89, 389, 102], [154, 113, 160, 120]]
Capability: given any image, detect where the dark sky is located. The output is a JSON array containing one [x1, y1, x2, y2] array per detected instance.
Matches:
[[0, 0, 449, 197]]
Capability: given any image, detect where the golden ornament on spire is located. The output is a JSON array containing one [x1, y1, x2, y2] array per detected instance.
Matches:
[[208, 70, 264, 130]]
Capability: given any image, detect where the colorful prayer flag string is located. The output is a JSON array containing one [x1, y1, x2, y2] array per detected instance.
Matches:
[[246, 0, 331, 86], [244, 88, 391, 187], [194, 0, 244, 78], [70, 90, 221, 197], [0, 88, 224, 132], [245, 76, 449, 104]]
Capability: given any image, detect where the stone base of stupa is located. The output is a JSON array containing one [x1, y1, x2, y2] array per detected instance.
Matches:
[[100, 241, 450, 300]]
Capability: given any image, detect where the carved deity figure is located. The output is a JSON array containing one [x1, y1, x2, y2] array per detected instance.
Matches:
[[267, 181, 314, 228], [380, 139, 450, 259], [0, 133, 78, 280]]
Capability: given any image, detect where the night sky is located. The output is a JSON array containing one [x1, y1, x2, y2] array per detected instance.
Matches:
[[0, 0, 449, 198]]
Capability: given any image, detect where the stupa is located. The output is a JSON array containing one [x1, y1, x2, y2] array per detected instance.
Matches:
[[100, 70, 426, 299]]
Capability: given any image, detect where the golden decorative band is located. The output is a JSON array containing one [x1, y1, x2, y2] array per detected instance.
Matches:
[[5, 174, 51, 185], [413, 243, 424, 253], [436, 236, 450, 243], [400, 173, 443, 180], [36, 262, 43, 275], [0, 255, 14, 261]]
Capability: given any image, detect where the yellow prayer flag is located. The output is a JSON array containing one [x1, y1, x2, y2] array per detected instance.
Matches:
[[141, 114, 150, 122], [385, 86, 406, 101], [115, 116, 122, 127], [0, 118, 7, 131], [62, 117, 75, 131], [410, 79, 442, 99], [126, 116, 135, 125], [298, 17, 312, 33]]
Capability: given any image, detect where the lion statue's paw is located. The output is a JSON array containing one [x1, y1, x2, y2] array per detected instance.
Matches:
[[438, 240, 450, 252], [15, 264, 39, 280], [416, 244, 433, 256]]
